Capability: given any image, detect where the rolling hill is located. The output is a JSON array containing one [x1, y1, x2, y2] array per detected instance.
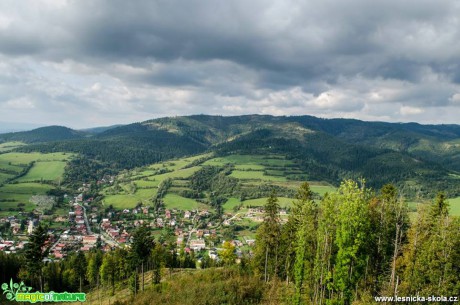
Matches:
[[0, 126, 86, 143], [1, 115, 459, 198]]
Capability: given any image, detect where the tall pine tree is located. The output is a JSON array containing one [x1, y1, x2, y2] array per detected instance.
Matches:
[[253, 190, 281, 282]]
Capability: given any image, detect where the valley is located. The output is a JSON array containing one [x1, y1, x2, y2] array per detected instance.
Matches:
[[1, 115, 460, 305]]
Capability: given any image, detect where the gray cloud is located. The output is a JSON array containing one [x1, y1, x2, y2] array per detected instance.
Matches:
[[0, 0, 460, 128]]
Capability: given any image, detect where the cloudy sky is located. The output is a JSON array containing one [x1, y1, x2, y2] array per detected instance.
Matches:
[[1, 0, 460, 129]]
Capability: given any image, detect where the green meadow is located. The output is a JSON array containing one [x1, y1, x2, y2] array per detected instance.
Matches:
[[406, 197, 460, 217], [16, 161, 67, 182], [310, 184, 337, 196], [242, 197, 294, 208], [449, 196, 460, 216], [223, 197, 241, 213], [101, 153, 338, 212], [103, 194, 143, 209], [229, 170, 287, 182], [0, 172, 12, 184], [0, 152, 71, 165], [0, 141, 26, 152], [203, 154, 295, 168], [163, 194, 207, 210], [0, 152, 73, 216], [102, 158, 203, 209], [0, 182, 53, 194]]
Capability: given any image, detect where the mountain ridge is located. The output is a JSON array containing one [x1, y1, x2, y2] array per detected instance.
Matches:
[[2, 114, 459, 197]]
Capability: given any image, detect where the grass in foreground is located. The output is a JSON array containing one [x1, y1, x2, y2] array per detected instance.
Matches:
[[76, 268, 286, 305]]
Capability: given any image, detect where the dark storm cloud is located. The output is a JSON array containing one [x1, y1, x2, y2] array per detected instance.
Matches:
[[0, 0, 460, 127]]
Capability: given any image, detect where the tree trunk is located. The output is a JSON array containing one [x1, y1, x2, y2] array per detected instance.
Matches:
[[97, 275, 101, 305], [390, 223, 400, 290], [142, 261, 145, 291], [134, 269, 137, 297], [264, 246, 269, 283]]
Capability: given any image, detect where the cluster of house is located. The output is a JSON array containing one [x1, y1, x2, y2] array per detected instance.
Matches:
[[48, 202, 106, 259], [68, 204, 88, 235], [152, 208, 209, 228], [49, 232, 110, 259], [0, 238, 25, 253], [96, 176, 115, 186], [100, 218, 130, 244], [1, 174, 288, 264], [0, 215, 22, 235], [243, 207, 288, 223], [176, 228, 217, 252], [0, 215, 42, 253]]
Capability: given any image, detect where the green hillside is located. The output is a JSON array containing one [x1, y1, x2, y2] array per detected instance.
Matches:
[[101, 152, 334, 211], [0, 152, 73, 216], [1, 114, 459, 198], [0, 126, 85, 143]]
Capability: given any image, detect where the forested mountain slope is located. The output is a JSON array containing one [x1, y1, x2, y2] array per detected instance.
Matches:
[[2, 115, 459, 197]]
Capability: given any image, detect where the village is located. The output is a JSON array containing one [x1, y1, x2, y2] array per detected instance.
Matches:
[[0, 181, 288, 263]]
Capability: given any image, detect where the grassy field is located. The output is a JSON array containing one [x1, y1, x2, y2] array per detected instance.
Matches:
[[310, 184, 337, 196], [0, 182, 53, 194], [101, 153, 336, 212], [0, 141, 26, 152], [0, 152, 73, 216], [449, 196, 460, 216], [242, 197, 294, 208], [134, 179, 160, 188], [135, 188, 158, 199], [0, 161, 24, 174], [163, 194, 207, 210], [101, 154, 212, 210], [223, 197, 241, 213], [154, 166, 201, 180], [0, 172, 12, 184], [0, 141, 27, 153], [406, 197, 460, 217], [234, 164, 265, 170], [229, 170, 287, 182], [103, 194, 143, 209], [0, 152, 71, 165], [203, 154, 295, 167], [16, 161, 67, 182], [0, 183, 54, 215]]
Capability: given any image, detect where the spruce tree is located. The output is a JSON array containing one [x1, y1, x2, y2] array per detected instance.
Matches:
[[253, 190, 281, 282], [131, 224, 154, 291], [281, 182, 314, 284], [23, 224, 49, 292]]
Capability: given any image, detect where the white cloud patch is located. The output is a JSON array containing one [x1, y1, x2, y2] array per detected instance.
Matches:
[[5, 97, 36, 109], [400, 106, 425, 115], [450, 93, 460, 103]]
